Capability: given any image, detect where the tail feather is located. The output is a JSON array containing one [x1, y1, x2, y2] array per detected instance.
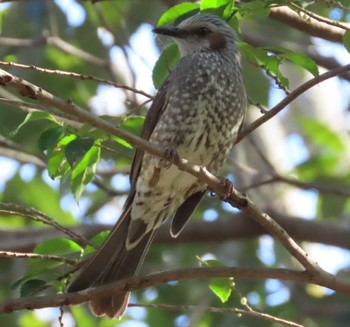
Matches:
[[68, 205, 155, 319]]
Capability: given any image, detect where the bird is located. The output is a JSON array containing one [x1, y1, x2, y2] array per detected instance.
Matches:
[[67, 13, 247, 319]]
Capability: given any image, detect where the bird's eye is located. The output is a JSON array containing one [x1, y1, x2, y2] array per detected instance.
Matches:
[[197, 27, 210, 36]]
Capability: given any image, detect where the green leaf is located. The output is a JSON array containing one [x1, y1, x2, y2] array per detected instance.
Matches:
[[200, 0, 233, 18], [38, 126, 65, 155], [281, 52, 319, 77], [70, 139, 101, 199], [65, 137, 95, 167], [34, 238, 82, 255], [197, 257, 233, 302], [343, 30, 350, 54], [157, 2, 200, 27], [11, 111, 59, 137], [299, 117, 346, 154], [20, 279, 46, 297], [84, 230, 110, 256], [209, 278, 233, 303], [152, 42, 180, 89], [47, 134, 76, 179], [113, 115, 145, 149], [296, 155, 340, 180], [318, 194, 347, 221], [237, 0, 270, 17]]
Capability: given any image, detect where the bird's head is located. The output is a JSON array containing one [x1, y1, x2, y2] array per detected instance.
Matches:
[[153, 13, 238, 57]]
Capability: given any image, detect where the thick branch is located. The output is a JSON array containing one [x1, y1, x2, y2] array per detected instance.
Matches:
[[0, 267, 312, 314], [0, 265, 349, 314], [269, 6, 348, 43], [2, 212, 350, 252]]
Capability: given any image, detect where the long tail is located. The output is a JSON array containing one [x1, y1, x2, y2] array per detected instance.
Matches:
[[67, 205, 155, 318]]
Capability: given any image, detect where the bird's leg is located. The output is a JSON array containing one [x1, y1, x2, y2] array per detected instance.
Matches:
[[160, 147, 180, 169]]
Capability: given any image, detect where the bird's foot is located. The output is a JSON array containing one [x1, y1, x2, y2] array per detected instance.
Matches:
[[218, 177, 234, 201], [160, 147, 180, 169]]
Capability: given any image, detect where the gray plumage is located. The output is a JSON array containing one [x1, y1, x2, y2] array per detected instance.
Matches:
[[68, 13, 247, 319]]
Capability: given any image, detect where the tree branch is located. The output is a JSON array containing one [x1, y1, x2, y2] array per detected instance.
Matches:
[[0, 265, 349, 315], [0, 61, 153, 99], [1, 211, 350, 251], [0, 267, 313, 314], [236, 64, 350, 143], [0, 251, 77, 266], [269, 6, 348, 43], [1, 67, 350, 312], [129, 303, 302, 327]]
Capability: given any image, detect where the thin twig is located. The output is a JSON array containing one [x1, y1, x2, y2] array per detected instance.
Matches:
[[0, 61, 153, 99], [237, 64, 350, 143], [0, 202, 93, 248], [0, 250, 77, 266], [289, 2, 350, 31], [129, 303, 303, 327]]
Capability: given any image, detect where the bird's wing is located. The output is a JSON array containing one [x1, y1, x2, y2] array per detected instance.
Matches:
[[170, 190, 206, 237], [126, 79, 170, 204]]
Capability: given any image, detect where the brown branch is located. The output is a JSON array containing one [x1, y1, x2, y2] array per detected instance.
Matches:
[[0, 61, 153, 99], [0, 265, 349, 315], [269, 6, 348, 43], [236, 64, 350, 143], [0, 251, 77, 266], [289, 3, 350, 32], [2, 212, 350, 252], [0, 267, 312, 314], [1, 68, 350, 309], [0, 202, 93, 248], [243, 175, 350, 198], [0, 97, 82, 126]]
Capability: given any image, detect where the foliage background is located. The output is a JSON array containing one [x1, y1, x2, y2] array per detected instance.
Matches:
[[0, 0, 350, 326]]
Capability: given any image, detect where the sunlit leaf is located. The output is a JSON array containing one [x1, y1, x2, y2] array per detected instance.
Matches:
[[70, 139, 101, 199], [84, 230, 110, 256], [201, 0, 233, 18], [264, 46, 319, 77], [47, 134, 76, 179], [157, 2, 200, 27], [209, 278, 232, 303], [65, 137, 95, 167], [34, 238, 82, 255], [113, 115, 145, 149]]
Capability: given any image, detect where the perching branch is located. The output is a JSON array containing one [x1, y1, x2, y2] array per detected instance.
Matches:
[[1, 66, 350, 312]]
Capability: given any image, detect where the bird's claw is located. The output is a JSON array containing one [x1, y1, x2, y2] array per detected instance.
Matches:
[[160, 147, 180, 169], [219, 177, 234, 201]]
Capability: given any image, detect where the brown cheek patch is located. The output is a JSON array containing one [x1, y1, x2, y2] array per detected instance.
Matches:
[[208, 32, 226, 50]]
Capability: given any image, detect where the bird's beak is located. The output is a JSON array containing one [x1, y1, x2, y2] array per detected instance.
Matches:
[[153, 27, 186, 38]]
